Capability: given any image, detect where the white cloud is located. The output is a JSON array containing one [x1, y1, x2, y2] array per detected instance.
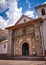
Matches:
[[0, 16, 9, 29], [7, 0, 22, 25], [24, 10, 34, 18], [0, 0, 8, 12], [0, 0, 22, 29], [42, 1, 46, 4], [0, 0, 5, 4], [28, 3, 31, 8], [35, 15, 38, 18], [26, 0, 31, 8]]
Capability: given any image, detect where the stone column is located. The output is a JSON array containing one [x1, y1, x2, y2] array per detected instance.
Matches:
[[7, 30, 14, 57], [35, 22, 43, 56]]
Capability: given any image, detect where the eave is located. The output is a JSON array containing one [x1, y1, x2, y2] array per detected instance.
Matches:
[[5, 18, 43, 30]]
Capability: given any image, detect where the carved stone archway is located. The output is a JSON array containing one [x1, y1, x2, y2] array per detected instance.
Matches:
[[19, 40, 32, 56], [22, 42, 29, 56]]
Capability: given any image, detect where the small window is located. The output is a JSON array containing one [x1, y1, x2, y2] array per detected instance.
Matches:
[[41, 8, 45, 15], [24, 19, 26, 22], [23, 29, 26, 34], [4, 44, 6, 48]]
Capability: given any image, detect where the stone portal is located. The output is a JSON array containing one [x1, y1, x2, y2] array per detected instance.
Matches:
[[22, 43, 29, 56]]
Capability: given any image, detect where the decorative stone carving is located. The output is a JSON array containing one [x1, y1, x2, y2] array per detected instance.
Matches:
[[35, 23, 43, 56], [27, 38, 31, 41], [19, 39, 23, 43]]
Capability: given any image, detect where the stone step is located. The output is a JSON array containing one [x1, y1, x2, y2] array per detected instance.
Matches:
[[0, 56, 45, 61]]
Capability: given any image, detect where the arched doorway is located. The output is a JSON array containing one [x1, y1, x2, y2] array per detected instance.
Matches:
[[22, 43, 29, 56]]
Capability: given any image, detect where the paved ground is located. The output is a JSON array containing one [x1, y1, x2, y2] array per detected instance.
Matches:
[[0, 60, 46, 65]]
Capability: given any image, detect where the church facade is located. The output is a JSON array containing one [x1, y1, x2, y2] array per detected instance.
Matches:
[[5, 4, 46, 58], [6, 17, 45, 57], [6, 4, 46, 57], [0, 4, 46, 58]]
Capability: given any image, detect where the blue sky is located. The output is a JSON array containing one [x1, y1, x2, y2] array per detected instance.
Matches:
[[0, 0, 46, 20], [18, 0, 45, 12], [17, 0, 46, 17], [0, 0, 46, 28]]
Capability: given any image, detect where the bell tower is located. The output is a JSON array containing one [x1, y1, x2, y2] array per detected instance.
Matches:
[[35, 4, 46, 19], [35, 4, 46, 55]]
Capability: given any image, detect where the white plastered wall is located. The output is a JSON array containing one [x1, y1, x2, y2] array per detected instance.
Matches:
[[42, 20, 46, 50], [0, 40, 8, 54]]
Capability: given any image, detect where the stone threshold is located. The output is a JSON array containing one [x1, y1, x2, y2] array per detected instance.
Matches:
[[0, 56, 46, 61]]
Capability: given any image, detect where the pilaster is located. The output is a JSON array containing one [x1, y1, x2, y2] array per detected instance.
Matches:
[[35, 22, 43, 56]]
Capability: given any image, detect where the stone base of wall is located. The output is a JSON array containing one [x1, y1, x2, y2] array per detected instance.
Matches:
[[0, 54, 7, 58], [0, 55, 46, 61]]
